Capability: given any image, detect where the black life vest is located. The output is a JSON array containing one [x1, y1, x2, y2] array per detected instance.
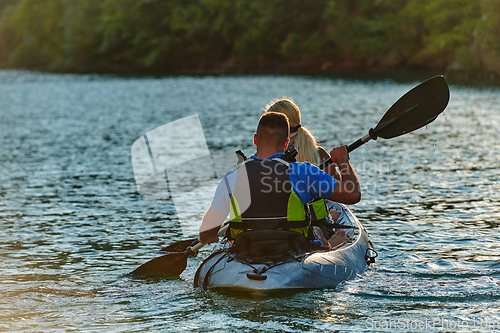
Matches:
[[227, 157, 311, 239]]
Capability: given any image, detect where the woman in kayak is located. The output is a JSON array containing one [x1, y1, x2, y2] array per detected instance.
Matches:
[[265, 97, 347, 248]]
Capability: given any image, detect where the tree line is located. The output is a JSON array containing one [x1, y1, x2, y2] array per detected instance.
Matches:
[[1, 0, 499, 77]]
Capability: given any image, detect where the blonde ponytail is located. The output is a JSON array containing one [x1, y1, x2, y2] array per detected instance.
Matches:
[[291, 126, 321, 165], [264, 97, 321, 165]]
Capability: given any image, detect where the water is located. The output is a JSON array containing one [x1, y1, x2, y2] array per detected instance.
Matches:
[[0, 71, 499, 332]]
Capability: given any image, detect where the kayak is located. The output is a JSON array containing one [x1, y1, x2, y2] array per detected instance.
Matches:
[[194, 203, 376, 294]]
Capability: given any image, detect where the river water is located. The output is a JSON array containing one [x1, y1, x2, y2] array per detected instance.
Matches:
[[0, 71, 499, 332]]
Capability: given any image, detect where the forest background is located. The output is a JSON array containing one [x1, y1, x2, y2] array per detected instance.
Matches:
[[1, 0, 500, 78]]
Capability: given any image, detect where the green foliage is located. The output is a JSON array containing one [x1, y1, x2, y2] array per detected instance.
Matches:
[[60, 1, 103, 71], [0, 0, 499, 74], [477, 0, 500, 53], [0, 0, 64, 69], [400, 0, 481, 68], [324, 0, 408, 52]]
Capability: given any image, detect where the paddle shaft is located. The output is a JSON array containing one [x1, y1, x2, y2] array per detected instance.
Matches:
[[347, 132, 374, 153], [320, 131, 376, 169], [161, 223, 230, 252], [188, 224, 229, 254]]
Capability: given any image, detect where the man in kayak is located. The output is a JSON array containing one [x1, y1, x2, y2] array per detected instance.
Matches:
[[199, 112, 360, 247]]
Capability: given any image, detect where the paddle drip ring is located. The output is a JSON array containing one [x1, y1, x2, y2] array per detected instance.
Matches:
[[368, 128, 378, 140], [186, 247, 198, 256]]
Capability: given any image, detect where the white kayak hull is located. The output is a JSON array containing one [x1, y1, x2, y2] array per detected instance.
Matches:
[[194, 203, 375, 293]]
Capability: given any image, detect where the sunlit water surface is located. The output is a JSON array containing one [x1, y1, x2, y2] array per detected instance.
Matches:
[[0, 71, 499, 332]]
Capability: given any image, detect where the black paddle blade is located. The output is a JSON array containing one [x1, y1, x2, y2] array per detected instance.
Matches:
[[130, 252, 189, 278], [374, 75, 450, 139], [160, 239, 197, 252]]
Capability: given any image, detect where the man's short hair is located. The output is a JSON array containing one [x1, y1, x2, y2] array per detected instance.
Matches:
[[256, 112, 290, 149]]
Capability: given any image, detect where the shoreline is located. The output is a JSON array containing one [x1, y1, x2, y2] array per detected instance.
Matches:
[[1, 65, 499, 87]]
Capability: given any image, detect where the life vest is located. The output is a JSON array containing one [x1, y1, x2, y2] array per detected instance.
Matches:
[[308, 198, 335, 238], [309, 199, 329, 221], [228, 157, 311, 240]]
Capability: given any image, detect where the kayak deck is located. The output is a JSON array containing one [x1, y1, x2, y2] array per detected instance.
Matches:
[[194, 203, 375, 294]]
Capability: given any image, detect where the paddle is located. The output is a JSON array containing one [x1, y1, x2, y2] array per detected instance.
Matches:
[[160, 238, 197, 253], [130, 224, 229, 277], [319, 75, 450, 169]]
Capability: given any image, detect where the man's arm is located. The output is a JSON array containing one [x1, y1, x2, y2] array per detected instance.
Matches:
[[199, 205, 227, 244], [327, 145, 361, 204], [318, 146, 341, 181], [198, 170, 234, 244]]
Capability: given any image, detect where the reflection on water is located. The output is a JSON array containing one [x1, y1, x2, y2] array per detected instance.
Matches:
[[0, 71, 499, 332]]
